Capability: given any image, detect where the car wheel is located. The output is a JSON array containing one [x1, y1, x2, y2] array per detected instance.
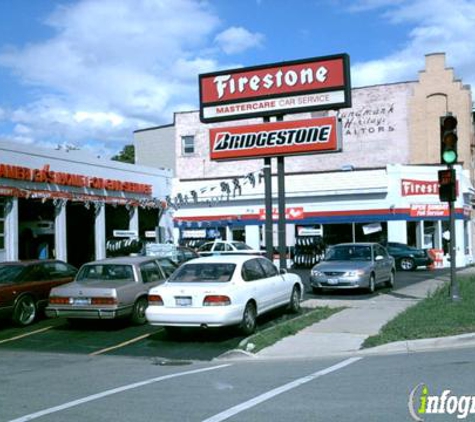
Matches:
[[367, 274, 376, 294], [12, 295, 37, 326], [240, 302, 257, 335], [399, 257, 415, 271], [131, 297, 148, 325], [288, 285, 301, 314], [385, 270, 395, 289]]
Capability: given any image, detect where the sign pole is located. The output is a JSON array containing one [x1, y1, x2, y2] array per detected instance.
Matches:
[[448, 165, 460, 301], [264, 156, 274, 261], [277, 155, 287, 270]]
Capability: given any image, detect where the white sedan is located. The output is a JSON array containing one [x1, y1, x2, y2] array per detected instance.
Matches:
[[145, 255, 303, 335]]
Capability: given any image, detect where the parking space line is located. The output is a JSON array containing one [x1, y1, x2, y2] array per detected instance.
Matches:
[[202, 357, 362, 422], [0, 326, 54, 345], [8, 363, 232, 422], [89, 329, 163, 356]]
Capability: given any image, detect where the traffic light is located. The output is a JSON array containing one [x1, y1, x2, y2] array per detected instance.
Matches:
[[440, 114, 458, 165], [438, 169, 457, 202]]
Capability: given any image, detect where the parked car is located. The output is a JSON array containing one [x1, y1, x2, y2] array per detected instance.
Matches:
[[197, 240, 261, 257], [145, 255, 303, 335], [144, 243, 199, 265], [384, 242, 433, 271], [46, 256, 177, 325], [309, 242, 396, 293], [0, 260, 77, 326]]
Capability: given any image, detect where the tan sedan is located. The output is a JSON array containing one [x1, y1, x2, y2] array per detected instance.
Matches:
[[46, 256, 177, 325]]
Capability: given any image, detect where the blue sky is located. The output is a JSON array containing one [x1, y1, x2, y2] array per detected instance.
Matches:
[[0, 0, 474, 158]]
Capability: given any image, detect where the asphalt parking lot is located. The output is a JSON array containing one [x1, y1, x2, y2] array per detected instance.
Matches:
[[0, 268, 445, 361]]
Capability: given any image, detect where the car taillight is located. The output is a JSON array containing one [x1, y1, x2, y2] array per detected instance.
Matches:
[[49, 297, 69, 305], [148, 294, 164, 305], [203, 295, 231, 306], [91, 297, 118, 305]]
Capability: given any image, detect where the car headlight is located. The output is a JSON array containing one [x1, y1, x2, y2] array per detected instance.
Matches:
[[311, 269, 324, 277], [345, 270, 365, 277]]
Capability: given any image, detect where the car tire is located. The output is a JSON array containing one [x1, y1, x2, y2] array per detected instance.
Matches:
[[12, 295, 37, 326], [385, 270, 395, 289], [131, 297, 148, 325], [399, 257, 416, 271], [288, 285, 301, 314], [367, 274, 376, 294], [240, 302, 257, 336]]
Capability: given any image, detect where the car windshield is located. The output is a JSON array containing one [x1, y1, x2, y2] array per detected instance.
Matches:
[[168, 263, 236, 283], [77, 264, 135, 281], [0, 265, 24, 283], [232, 242, 253, 251], [325, 245, 372, 261]]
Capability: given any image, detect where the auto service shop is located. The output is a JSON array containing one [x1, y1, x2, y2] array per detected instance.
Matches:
[[0, 140, 172, 268]]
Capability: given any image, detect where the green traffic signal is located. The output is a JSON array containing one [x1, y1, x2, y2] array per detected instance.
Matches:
[[440, 114, 458, 165]]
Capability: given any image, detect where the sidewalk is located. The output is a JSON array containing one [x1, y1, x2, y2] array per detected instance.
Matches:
[[252, 267, 475, 360]]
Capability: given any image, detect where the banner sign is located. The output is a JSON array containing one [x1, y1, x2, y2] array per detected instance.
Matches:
[[199, 54, 351, 122], [410, 204, 449, 217], [259, 207, 304, 220], [401, 178, 459, 196], [210, 117, 341, 161]]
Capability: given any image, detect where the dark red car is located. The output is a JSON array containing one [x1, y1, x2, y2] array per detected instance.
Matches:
[[0, 260, 77, 326]]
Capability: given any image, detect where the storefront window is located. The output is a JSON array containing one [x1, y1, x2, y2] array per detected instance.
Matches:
[[0, 198, 5, 250]]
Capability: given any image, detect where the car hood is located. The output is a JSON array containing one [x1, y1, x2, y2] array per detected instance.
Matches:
[[312, 261, 372, 272], [50, 279, 135, 296]]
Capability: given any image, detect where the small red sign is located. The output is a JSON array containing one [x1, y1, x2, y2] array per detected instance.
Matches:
[[199, 54, 351, 122], [410, 204, 449, 217], [259, 207, 304, 220], [209, 117, 340, 161]]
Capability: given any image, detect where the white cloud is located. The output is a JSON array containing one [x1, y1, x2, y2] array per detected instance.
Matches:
[[214, 26, 264, 55], [349, 0, 475, 88], [0, 0, 229, 156]]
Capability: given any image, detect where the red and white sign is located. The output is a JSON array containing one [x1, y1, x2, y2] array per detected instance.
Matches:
[[410, 204, 449, 217], [259, 207, 304, 220], [401, 178, 458, 196], [199, 54, 351, 122], [210, 117, 340, 161]]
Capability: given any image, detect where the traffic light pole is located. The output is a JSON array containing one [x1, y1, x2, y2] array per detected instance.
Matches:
[[448, 165, 460, 301]]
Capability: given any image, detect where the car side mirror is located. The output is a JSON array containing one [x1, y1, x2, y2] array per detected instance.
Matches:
[[279, 268, 288, 274], [375, 255, 384, 261]]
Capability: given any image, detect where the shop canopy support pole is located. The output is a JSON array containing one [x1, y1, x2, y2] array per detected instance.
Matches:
[[277, 156, 287, 270], [264, 156, 273, 261]]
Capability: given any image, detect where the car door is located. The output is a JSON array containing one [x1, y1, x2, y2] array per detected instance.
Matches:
[[257, 258, 288, 307], [373, 244, 393, 283], [241, 258, 273, 312]]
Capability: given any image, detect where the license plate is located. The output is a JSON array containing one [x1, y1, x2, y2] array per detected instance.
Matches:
[[175, 297, 192, 306], [73, 298, 91, 306], [327, 278, 339, 285]]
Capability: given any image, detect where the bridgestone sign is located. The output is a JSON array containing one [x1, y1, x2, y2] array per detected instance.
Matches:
[[199, 54, 351, 123], [209, 117, 341, 161]]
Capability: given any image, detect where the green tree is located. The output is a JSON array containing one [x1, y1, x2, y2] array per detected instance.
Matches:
[[112, 144, 135, 164]]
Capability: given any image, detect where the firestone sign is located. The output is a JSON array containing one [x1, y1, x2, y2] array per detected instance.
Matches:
[[209, 117, 341, 161], [199, 54, 351, 123]]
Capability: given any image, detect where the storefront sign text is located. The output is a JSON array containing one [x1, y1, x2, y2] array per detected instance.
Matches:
[[199, 54, 351, 122], [410, 204, 449, 217], [210, 117, 340, 161], [0, 164, 152, 195], [259, 207, 304, 220]]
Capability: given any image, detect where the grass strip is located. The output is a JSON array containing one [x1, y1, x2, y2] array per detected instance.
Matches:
[[240, 306, 344, 353], [362, 275, 475, 349]]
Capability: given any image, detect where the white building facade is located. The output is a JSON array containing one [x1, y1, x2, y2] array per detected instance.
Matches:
[[134, 53, 475, 267], [0, 141, 172, 267]]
